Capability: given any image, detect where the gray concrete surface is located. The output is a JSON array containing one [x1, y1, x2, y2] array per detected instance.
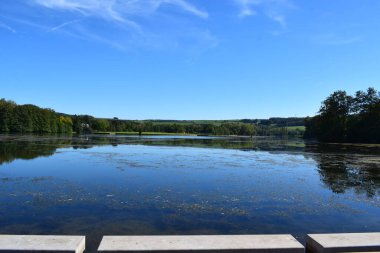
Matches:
[[0, 235, 85, 253], [306, 233, 380, 253], [98, 234, 305, 253]]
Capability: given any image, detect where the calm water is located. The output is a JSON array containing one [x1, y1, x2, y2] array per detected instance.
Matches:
[[0, 135, 379, 252]]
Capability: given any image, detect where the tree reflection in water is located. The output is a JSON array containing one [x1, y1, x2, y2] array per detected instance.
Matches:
[[305, 143, 380, 198], [1, 134, 379, 198]]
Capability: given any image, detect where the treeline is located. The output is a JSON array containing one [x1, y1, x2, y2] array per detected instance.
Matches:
[[71, 116, 257, 136], [71, 117, 303, 136], [0, 99, 73, 133], [305, 87, 380, 143], [150, 117, 305, 127], [241, 117, 305, 127], [0, 98, 304, 137]]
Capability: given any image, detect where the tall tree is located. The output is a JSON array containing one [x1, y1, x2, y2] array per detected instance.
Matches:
[[305, 87, 380, 143]]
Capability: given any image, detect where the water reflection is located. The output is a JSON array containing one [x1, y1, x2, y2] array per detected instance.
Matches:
[[1, 134, 379, 198], [0, 139, 58, 164], [1, 134, 380, 252], [304, 144, 380, 198]]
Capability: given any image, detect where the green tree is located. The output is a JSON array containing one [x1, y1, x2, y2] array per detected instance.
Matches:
[[305, 87, 380, 143], [0, 99, 16, 132], [93, 119, 110, 131], [317, 91, 352, 142]]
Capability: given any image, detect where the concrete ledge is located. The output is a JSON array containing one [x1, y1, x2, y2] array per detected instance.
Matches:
[[0, 235, 85, 253], [98, 235, 304, 253], [306, 233, 380, 253]]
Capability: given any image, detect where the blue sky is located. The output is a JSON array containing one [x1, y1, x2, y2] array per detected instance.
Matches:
[[1, 0, 379, 119]]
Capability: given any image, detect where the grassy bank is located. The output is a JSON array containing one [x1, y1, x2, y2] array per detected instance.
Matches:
[[93, 131, 197, 136]]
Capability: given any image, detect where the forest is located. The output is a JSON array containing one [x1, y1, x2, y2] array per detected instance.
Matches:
[[305, 87, 380, 143], [2, 87, 379, 142], [0, 99, 73, 134], [0, 99, 304, 137]]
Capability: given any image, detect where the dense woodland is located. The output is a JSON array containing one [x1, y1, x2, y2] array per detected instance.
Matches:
[[0, 99, 304, 137], [1, 87, 379, 142], [305, 87, 380, 143], [0, 99, 73, 134]]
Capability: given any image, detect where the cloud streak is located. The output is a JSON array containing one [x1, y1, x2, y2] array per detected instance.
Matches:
[[49, 19, 81, 32], [2, 0, 296, 51], [234, 0, 294, 28], [0, 22, 16, 33], [235, 0, 260, 17], [25, 0, 210, 50], [33, 0, 208, 22]]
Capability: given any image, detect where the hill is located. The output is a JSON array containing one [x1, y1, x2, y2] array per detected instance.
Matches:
[[0, 99, 305, 137]]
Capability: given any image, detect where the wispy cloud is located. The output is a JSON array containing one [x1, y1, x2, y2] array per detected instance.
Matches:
[[234, 0, 260, 18], [21, 0, 209, 50], [49, 19, 80, 32], [2, 0, 295, 51], [1, 15, 51, 32], [34, 0, 137, 31], [266, 12, 286, 28], [234, 0, 294, 28], [33, 0, 208, 22], [167, 0, 209, 19], [0, 22, 16, 33]]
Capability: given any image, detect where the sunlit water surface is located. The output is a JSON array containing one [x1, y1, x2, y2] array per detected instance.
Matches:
[[0, 135, 379, 252]]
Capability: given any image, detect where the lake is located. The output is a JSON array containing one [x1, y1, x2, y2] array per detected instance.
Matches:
[[0, 135, 379, 252]]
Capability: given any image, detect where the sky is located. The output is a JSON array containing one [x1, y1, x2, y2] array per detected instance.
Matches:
[[1, 0, 380, 120]]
